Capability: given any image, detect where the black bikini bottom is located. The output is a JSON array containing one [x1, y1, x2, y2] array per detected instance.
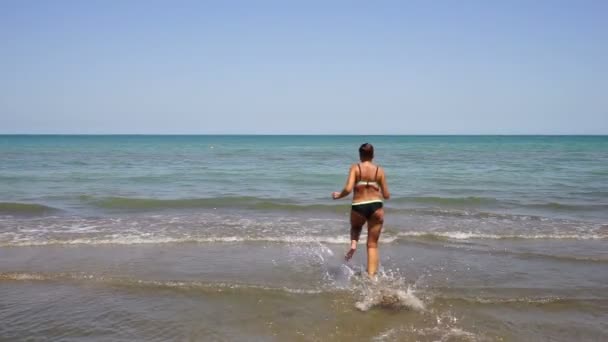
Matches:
[[351, 201, 383, 219]]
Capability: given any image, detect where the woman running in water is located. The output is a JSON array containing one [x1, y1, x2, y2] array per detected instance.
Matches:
[[332, 143, 390, 276]]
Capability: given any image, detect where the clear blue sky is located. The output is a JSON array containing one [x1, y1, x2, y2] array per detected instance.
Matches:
[[1, 0, 606, 134]]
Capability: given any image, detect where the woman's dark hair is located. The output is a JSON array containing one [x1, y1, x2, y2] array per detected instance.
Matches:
[[359, 143, 374, 159]]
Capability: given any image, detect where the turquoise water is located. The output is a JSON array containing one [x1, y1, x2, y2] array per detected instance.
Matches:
[[1, 135, 607, 341], [2, 135, 607, 220]]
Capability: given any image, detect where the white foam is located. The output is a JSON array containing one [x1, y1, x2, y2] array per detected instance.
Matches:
[[0, 234, 356, 247], [372, 318, 477, 341], [0, 272, 46, 281], [397, 231, 607, 240]]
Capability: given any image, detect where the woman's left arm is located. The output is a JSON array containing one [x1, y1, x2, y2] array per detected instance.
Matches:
[[379, 167, 390, 200]]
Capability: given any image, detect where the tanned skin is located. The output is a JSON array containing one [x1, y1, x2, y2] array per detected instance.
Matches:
[[332, 155, 390, 276]]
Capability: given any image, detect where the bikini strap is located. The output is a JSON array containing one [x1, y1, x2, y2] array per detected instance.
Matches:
[[374, 166, 379, 181]]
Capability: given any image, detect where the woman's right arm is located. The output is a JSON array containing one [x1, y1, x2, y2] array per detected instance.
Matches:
[[332, 164, 357, 199]]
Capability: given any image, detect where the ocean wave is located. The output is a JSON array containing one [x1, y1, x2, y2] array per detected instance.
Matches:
[[531, 202, 608, 212], [373, 323, 477, 342], [5, 195, 601, 222], [0, 202, 59, 215], [505, 251, 608, 263], [5, 272, 605, 305], [393, 235, 608, 263], [396, 231, 607, 241], [0, 270, 426, 312], [0, 234, 365, 247], [76, 195, 608, 219], [1, 229, 605, 248], [434, 294, 608, 307], [0, 272, 326, 295], [400, 207, 554, 221], [391, 196, 500, 207], [81, 195, 346, 212], [391, 196, 608, 216]]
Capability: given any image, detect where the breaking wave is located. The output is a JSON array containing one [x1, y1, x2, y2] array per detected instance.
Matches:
[[396, 231, 607, 241], [0, 202, 59, 216], [0, 272, 325, 295], [2, 229, 606, 248]]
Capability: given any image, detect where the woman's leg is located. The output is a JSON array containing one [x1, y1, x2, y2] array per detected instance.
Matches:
[[366, 208, 384, 276], [346, 210, 366, 261]]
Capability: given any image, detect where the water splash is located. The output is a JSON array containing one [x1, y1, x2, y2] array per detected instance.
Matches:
[[285, 241, 426, 311], [334, 265, 426, 312], [354, 277, 425, 311]]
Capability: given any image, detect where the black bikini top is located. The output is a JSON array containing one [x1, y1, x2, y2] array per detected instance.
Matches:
[[355, 164, 380, 189]]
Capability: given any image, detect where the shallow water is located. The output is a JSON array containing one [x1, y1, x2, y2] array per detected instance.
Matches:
[[2, 240, 606, 341], [1, 135, 607, 341]]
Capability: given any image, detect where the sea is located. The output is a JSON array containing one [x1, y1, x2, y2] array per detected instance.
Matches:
[[1, 135, 607, 341]]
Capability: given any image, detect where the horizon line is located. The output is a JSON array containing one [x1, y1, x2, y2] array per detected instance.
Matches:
[[1, 133, 607, 137]]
